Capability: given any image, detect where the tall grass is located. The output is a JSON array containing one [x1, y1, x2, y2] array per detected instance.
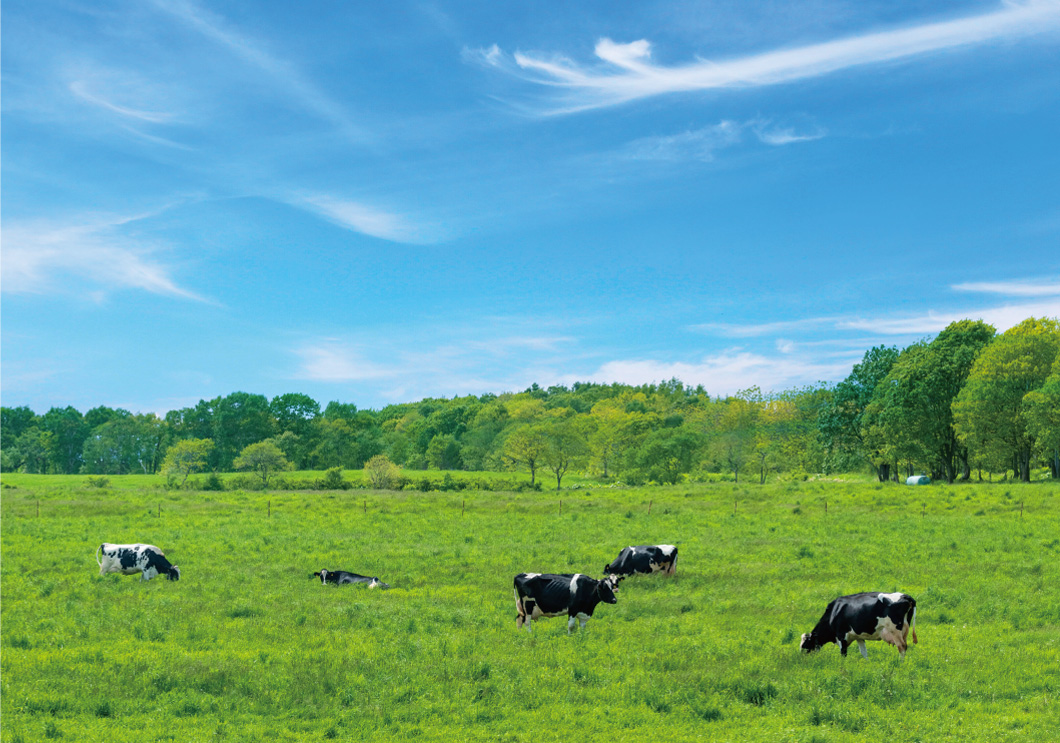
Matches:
[[2, 475, 1058, 741]]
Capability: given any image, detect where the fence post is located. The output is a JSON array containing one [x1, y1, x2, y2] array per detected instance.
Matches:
[[158, 503, 161, 518], [462, 500, 465, 517], [824, 500, 827, 516], [37, 500, 40, 518], [648, 499, 653, 516], [268, 500, 271, 518], [364, 499, 367, 514], [734, 499, 737, 517]]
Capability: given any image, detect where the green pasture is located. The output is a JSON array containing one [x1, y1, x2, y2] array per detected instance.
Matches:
[[2, 475, 1058, 742]]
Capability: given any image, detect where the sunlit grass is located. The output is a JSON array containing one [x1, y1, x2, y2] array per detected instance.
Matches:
[[2, 475, 1058, 741]]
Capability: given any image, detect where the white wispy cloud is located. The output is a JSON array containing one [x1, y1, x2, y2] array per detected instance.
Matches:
[[151, 0, 369, 141], [473, 1, 1060, 113], [618, 118, 823, 163], [297, 195, 439, 244], [1, 212, 205, 301], [952, 278, 1060, 296], [839, 300, 1060, 335], [293, 342, 395, 382], [68, 79, 176, 124]]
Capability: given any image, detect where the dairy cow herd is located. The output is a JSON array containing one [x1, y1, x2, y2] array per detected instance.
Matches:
[[96, 540, 917, 658]]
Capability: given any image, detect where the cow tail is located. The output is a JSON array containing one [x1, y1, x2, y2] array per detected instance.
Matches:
[[95, 544, 103, 567], [910, 604, 918, 644]]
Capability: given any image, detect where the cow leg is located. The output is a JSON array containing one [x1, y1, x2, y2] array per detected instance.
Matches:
[[567, 616, 577, 634], [579, 617, 588, 631], [523, 600, 535, 633], [839, 640, 850, 657], [857, 640, 868, 659]]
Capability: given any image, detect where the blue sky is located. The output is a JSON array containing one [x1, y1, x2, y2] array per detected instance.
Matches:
[[3, 0, 1060, 414]]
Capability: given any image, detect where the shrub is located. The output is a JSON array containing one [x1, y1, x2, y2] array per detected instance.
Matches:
[[84, 476, 110, 489], [201, 472, 225, 491], [317, 467, 350, 490], [364, 455, 401, 490]]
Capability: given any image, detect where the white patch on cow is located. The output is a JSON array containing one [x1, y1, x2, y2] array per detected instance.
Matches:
[[878, 592, 904, 604], [658, 545, 676, 555], [569, 574, 582, 596], [844, 615, 909, 658], [523, 572, 540, 580]]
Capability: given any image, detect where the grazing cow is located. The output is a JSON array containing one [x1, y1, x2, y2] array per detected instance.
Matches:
[[604, 544, 678, 577], [96, 543, 180, 582], [311, 569, 390, 589], [513, 573, 622, 634], [801, 592, 918, 659]]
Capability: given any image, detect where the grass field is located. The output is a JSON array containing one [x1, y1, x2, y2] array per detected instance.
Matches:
[[2, 474, 1058, 742]]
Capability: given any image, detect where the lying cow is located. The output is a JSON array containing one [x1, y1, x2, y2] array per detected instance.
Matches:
[[311, 569, 390, 589], [96, 543, 181, 582], [604, 544, 678, 576], [801, 592, 918, 659], [514, 573, 622, 634]]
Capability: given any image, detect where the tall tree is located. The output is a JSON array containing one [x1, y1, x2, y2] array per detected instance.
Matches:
[[865, 321, 995, 482], [541, 419, 589, 490], [818, 346, 900, 481], [42, 406, 89, 474], [213, 392, 275, 470], [953, 317, 1060, 481], [1022, 360, 1060, 478], [502, 424, 547, 486]]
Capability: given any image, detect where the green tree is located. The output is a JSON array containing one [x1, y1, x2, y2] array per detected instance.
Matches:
[[953, 317, 1060, 481], [162, 438, 215, 487], [541, 419, 589, 490], [1, 406, 39, 454], [427, 433, 463, 470], [1022, 360, 1060, 478], [502, 424, 547, 486], [635, 426, 703, 485], [818, 346, 900, 481], [864, 321, 995, 482], [213, 392, 276, 470], [234, 440, 289, 488], [41, 406, 90, 474], [713, 393, 758, 483]]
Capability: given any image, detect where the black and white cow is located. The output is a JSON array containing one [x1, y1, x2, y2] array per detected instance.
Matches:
[[311, 569, 390, 589], [96, 543, 181, 582], [800, 592, 918, 659], [513, 573, 622, 634], [604, 544, 678, 577]]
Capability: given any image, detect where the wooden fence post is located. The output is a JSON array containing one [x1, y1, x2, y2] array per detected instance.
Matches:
[[158, 503, 161, 518], [364, 499, 367, 514], [824, 500, 827, 516], [462, 500, 465, 517], [648, 499, 653, 516], [268, 500, 271, 518], [37, 500, 40, 518]]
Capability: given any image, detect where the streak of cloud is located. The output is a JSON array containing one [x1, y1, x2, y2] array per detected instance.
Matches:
[[473, 1, 1060, 114], [1, 212, 206, 301], [151, 0, 370, 142]]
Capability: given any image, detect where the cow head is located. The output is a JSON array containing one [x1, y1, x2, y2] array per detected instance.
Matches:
[[312, 570, 329, 583], [599, 575, 623, 604], [800, 632, 824, 653], [368, 578, 391, 590], [167, 565, 181, 581]]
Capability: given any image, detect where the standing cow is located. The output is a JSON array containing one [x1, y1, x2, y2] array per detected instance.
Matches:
[[513, 573, 622, 634], [604, 545, 678, 577], [96, 543, 181, 582], [311, 569, 390, 589], [800, 592, 918, 659]]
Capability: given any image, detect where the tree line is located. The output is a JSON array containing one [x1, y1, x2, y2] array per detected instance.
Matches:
[[3, 317, 1057, 486]]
